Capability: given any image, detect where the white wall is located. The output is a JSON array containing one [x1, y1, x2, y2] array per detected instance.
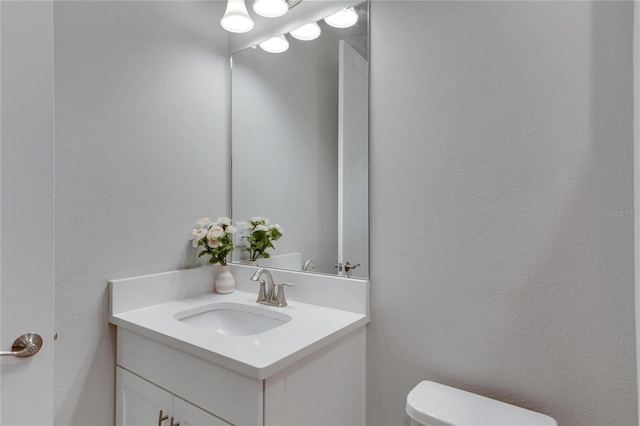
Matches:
[[53, 2, 228, 424], [368, 2, 636, 425]]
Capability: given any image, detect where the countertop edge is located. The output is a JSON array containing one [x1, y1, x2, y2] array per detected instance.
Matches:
[[110, 311, 370, 380]]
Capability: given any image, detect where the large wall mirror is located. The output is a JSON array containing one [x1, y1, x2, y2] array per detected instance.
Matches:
[[231, 1, 369, 279]]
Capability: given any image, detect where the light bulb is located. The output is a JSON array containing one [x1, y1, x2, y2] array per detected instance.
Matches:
[[220, 0, 254, 33], [259, 35, 289, 53], [252, 0, 289, 18], [324, 7, 358, 29], [290, 22, 322, 41]]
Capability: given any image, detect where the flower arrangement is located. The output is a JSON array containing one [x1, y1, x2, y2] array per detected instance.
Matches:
[[190, 217, 236, 266], [243, 217, 283, 261]]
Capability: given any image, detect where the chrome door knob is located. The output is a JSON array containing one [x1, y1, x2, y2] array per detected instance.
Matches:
[[0, 333, 43, 358]]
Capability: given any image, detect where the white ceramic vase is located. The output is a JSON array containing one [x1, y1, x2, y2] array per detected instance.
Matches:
[[215, 265, 235, 293]]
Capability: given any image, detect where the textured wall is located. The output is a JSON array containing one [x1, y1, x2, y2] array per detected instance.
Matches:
[[368, 2, 636, 425], [53, 2, 228, 424]]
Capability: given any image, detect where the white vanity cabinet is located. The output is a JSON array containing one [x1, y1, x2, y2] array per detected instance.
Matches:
[[174, 397, 229, 426], [117, 367, 229, 426], [116, 328, 263, 426], [110, 267, 369, 426], [115, 327, 366, 426]]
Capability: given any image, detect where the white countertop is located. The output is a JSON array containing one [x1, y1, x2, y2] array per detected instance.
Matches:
[[111, 290, 368, 379]]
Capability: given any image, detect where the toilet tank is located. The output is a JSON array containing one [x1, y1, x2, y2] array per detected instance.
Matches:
[[406, 381, 557, 426]]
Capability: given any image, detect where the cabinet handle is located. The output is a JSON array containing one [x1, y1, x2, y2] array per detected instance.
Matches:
[[170, 417, 180, 426], [158, 410, 169, 426]]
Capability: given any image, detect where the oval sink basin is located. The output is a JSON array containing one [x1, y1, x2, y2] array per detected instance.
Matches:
[[174, 302, 291, 336]]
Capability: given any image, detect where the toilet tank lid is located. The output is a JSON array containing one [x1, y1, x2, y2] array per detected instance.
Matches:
[[406, 381, 557, 426]]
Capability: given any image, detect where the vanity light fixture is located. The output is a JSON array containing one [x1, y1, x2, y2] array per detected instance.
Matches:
[[253, 0, 289, 18], [324, 7, 358, 28], [259, 35, 290, 53], [220, 0, 254, 33], [290, 22, 322, 41]]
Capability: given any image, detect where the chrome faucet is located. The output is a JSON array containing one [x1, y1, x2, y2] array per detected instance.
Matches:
[[302, 259, 316, 271], [250, 268, 276, 304], [250, 268, 295, 307]]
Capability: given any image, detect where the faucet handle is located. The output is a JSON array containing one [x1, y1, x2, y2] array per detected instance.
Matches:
[[344, 262, 360, 271], [255, 279, 267, 304], [344, 262, 360, 277], [275, 282, 295, 307]]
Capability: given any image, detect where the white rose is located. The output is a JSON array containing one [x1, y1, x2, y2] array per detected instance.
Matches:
[[208, 226, 224, 239], [207, 237, 220, 248], [255, 224, 269, 232], [271, 224, 283, 233], [217, 217, 231, 226], [190, 228, 208, 247], [192, 227, 208, 239], [195, 217, 211, 229], [226, 225, 237, 234], [251, 216, 269, 226]]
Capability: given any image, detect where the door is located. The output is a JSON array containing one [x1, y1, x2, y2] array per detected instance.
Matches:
[[338, 40, 368, 278], [0, 1, 55, 424]]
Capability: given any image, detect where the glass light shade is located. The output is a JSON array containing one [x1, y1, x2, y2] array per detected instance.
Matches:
[[220, 0, 255, 33], [252, 0, 289, 18], [290, 22, 322, 41], [259, 35, 289, 53], [324, 7, 358, 28]]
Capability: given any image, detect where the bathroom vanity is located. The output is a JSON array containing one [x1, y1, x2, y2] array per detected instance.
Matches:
[[110, 265, 369, 426]]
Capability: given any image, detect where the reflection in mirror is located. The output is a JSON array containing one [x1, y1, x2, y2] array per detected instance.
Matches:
[[231, 1, 368, 278]]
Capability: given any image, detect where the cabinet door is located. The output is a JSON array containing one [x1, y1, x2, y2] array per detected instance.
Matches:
[[117, 367, 174, 426], [174, 397, 231, 426]]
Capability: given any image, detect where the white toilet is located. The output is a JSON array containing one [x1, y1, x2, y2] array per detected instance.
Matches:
[[406, 381, 557, 426]]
